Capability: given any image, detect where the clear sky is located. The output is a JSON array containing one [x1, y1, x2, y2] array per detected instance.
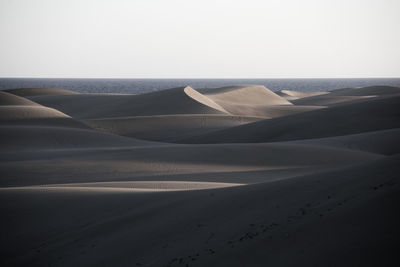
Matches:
[[0, 0, 399, 78]]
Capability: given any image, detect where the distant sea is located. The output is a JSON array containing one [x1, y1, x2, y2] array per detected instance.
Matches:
[[1, 78, 400, 94]]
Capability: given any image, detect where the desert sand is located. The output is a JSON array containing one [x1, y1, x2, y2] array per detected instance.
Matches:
[[0, 85, 399, 266]]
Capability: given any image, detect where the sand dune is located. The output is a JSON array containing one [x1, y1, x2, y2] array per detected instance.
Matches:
[[0, 90, 40, 106], [182, 94, 400, 144], [0, 84, 399, 266], [4, 87, 79, 97], [0, 91, 89, 128], [1, 154, 398, 266], [26, 85, 322, 119], [0, 89, 152, 150], [207, 103, 325, 118], [0, 125, 150, 151], [289, 128, 400, 155], [197, 86, 324, 118], [85, 114, 262, 142], [0, 142, 381, 187], [328, 85, 400, 96], [196, 85, 299, 117], [276, 89, 329, 100], [29, 86, 227, 119], [1, 181, 243, 193], [0, 108, 89, 128], [183, 87, 228, 113], [198, 85, 291, 105], [291, 95, 376, 106], [290, 85, 400, 106], [0, 106, 72, 121]]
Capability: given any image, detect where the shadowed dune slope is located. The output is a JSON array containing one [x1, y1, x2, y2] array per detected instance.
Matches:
[[291, 95, 376, 106], [180, 95, 400, 144], [0, 125, 151, 151], [29, 86, 227, 119], [0, 154, 398, 266], [0, 142, 381, 187], [328, 85, 400, 96], [84, 114, 262, 142], [291, 86, 400, 106], [1, 89, 150, 146], [289, 128, 400, 156], [4, 87, 79, 97], [208, 104, 325, 118]]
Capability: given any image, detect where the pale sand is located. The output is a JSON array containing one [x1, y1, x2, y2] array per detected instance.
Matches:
[[198, 85, 292, 105], [198, 85, 307, 117], [0, 85, 399, 266], [0, 181, 244, 193]]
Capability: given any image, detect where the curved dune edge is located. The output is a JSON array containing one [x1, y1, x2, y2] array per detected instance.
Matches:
[[0, 181, 245, 192], [0, 90, 40, 106], [4, 87, 79, 97], [0, 105, 72, 121], [184, 87, 229, 114]]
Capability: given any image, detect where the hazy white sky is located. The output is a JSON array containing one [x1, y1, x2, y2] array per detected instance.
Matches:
[[0, 0, 399, 78]]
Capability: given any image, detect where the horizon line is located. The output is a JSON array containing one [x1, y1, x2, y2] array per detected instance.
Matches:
[[1, 76, 400, 80]]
